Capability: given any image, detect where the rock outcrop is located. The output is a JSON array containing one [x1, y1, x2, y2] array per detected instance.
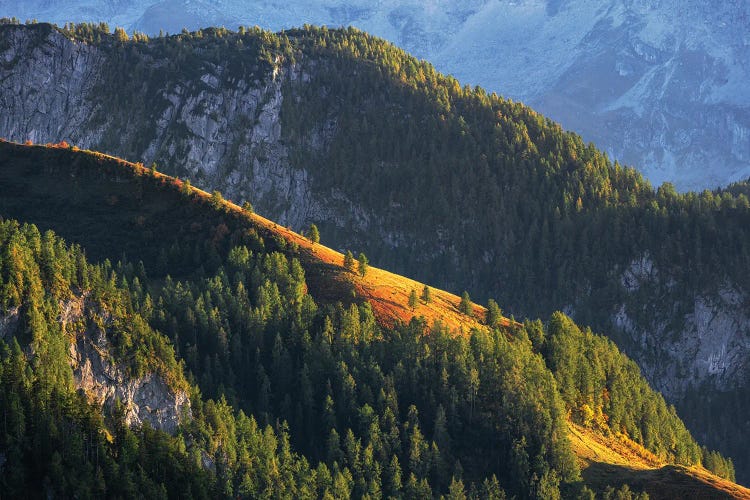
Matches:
[[1, 293, 190, 433], [614, 255, 750, 401], [2, 0, 749, 191]]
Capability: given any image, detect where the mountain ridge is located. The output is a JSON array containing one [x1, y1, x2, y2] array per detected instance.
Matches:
[[0, 138, 745, 497], [1, 1, 749, 190]]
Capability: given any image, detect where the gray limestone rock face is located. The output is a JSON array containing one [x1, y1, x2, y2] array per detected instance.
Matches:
[[1, 293, 190, 434], [2, 0, 749, 191], [2, 20, 750, 475], [63, 295, 191, 433], [69, 328, 190, 433], [0, 22, 746, 410], [614, 257, 750, 401]]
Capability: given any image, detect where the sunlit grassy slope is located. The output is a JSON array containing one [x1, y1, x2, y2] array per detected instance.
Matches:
[[0, 140, 504, 333], [0, 140, 746, 497], [571, 422, 750, 499], [249, 209, 509, 331]]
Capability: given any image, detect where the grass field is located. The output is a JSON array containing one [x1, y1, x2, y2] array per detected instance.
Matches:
[[570, 423, 750, 499]]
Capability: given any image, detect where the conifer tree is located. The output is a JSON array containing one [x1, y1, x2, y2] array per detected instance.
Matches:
[[409, 289, 418, 311], [421, 285, 432, 303], [114, 26, 129, 42], [309, 223, 320, 244], [344, 250, 355, 271], [486, 299, 502, 328], [210, 190, 224, 210], [358, 252, 369, 277], [459, 291, 473, 316]]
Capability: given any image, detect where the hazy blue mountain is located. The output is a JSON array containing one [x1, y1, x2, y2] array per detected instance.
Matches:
[[1, 0, 749, 191]]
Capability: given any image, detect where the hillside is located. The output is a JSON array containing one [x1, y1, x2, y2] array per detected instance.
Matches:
[[0, 140, 490, 333], [570, 424, 750, 500], [2, 22, 750, 483], [2, 1, 749, 191], [0, 140, 744, 497]]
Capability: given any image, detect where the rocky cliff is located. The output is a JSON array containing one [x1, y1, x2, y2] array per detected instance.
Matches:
[[0, 292, 190, 433], [2, 0, 749, 191], [614, 255, 750, 401]]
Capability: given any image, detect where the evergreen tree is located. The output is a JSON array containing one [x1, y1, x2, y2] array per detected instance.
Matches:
[[459, 291, 473, 316], [344, 251, 355, 272], [309, 223, 320, 244], [486, 299, 502, 328], [421, 285, 431, 303], [409, 289, 418, 311], [114, 26, 129, 42], [210, 190, 224, 210], [358, 252, 369, 277]]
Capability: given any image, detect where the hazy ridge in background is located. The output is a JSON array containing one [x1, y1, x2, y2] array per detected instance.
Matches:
[[2, 0, 750, 191]]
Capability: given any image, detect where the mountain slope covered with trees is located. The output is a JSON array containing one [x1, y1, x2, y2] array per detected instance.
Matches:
[[2, 21, 750, 483], [0, 141, 744, 497]]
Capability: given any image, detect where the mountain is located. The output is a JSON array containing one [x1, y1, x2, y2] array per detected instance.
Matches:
[[0, 139, 745, 498], [1, 1, 749, 191], [2, 21, 750, 482]]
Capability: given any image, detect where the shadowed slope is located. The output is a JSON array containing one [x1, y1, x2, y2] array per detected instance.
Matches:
[[0, 140, 495, 332]]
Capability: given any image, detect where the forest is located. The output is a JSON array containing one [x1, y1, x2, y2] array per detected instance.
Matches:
[[0, 142, 737, 497]]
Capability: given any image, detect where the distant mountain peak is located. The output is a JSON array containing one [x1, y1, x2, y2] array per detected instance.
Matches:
[[2, 0, 748, 190]]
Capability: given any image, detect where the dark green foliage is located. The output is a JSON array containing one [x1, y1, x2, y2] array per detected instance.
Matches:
[[0, 143, 734, 495], [602, 484, 649, 500], [0, 215, 578, 498], [309, 223, 320, 244], [409, 289, 418, 310], [0, 220, 320, 497], [702, 446, 736, 482], [343, 250, 355, 272], [421, 284, 431, 303], [486, 299, 502, 328], [210, 190, 224, 210], [357, 252, 368, 277], [459, 291, 473, 316], [4, 22, 750, 476], [543, 312, 734, 481]]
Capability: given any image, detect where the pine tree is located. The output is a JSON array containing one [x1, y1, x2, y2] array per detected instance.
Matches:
[[384, 455, 403, 497], [409, 289, 418, 311], [459, 291, 473, 316], [447, 476, 467, 500], [486, 299, 502, 328], [358, 252, 369, 277], [210, 190, 224, 210], [114, 26, 129, 42], [242, 201, 253, 213], [344, 251, 355, 272], [309, 223, 320, 244], [421, 285, 431, 303]]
